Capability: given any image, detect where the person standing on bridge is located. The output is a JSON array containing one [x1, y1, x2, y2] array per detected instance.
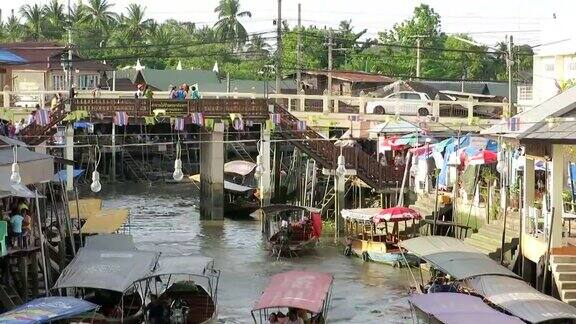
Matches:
[[190, 85, 201, 100]]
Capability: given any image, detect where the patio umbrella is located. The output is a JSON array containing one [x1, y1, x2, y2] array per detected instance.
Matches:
[[373, 206, 422, 224], [467, 150, 498, 166]]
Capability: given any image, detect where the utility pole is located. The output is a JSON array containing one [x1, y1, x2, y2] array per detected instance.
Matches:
[[296, 3, 302, 91], [416, 38, 421, 78], [507, 35, 516, 116], [67, 0, 73, 91], [275, 0, 282, 96], [326, 29, 334, 95]]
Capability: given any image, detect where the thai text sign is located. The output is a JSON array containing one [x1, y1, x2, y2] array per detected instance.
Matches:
[[149, 100, 189, 117]]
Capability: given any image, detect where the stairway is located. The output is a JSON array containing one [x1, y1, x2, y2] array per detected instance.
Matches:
[[0, 284, 22, 310], [229, 142, 253, 162], [273, 103, 404, 191], [551, 254, 576, 306], [19, 100, 69, 146], [464, 213, 520, 260], [123, 150, 150, 182]]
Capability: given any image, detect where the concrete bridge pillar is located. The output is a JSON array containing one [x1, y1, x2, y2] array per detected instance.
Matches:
[[200, 122, 225, 220], [65, 102, 74, 191], [259, 125, 272, 206]]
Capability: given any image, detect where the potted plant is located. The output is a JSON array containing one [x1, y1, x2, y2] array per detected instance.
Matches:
[[531, 199, 543, 219], [510, 182, 520, 211]]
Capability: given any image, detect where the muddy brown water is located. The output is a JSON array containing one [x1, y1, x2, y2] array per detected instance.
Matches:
[[99, 183, 413, 323]]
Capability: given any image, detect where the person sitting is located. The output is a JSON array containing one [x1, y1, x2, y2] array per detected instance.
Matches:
[[268, 312, 279, 323], [146, 294, 165, 324], [10, 210, 24, 249], [285, 309, 304, 324]]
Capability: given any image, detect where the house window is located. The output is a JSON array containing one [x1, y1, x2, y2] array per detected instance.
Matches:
[[545, 63, 555, 72], [78, 74, 99, 90], [51, 74, 66, 90]]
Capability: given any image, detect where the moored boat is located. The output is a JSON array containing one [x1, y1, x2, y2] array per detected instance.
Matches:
[[0, 296, 98, 323], [342, 207, 422, 267], [251, 270, 333, 323], [255, 205, 323, 258]]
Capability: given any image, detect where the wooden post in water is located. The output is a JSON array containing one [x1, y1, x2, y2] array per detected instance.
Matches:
[[18, 256, 28, 301], [542, 207, 556, 294], [35, 190, 50, 295]]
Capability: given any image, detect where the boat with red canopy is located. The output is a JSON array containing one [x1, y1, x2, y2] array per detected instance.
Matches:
[[342, 206, 422, 267], [251, 270, 333, 324]]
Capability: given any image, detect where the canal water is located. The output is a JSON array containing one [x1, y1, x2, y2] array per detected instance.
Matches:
[[99, 183, 412, 323]]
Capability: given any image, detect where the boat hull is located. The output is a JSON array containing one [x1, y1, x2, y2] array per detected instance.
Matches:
[[348, 239, 420, 267]]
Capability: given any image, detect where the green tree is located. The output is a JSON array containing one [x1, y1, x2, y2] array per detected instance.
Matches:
[[19, 4, 44, 41], [2, 11, 24, 42], [121, 4, 153, 39], [43, 0, 67, 40], [246, 34, 270, 59], [83, 0, 118, 43], [213, 0, 252, 48]]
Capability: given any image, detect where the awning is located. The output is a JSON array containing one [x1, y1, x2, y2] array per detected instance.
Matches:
[[0, 49, 27, 64], [0, 174, 44, 198], [54, 248, 160, 293], [252, 271, 333, 313], [0, 297, 97, 324], [369, 119, 420, 134], [148, 256, 215, 278], [409, 293, 524, 324], [81, 208, 129, 234], [84, 234, 137, 251], [399, 236, 519, 280], [342, 207, 421, 223], [53, 169, 85, 183], [68, 198, 102, 220], [466, 275, 576, 323], [224, 160, 256, 176], [0, 147, 54, 185]]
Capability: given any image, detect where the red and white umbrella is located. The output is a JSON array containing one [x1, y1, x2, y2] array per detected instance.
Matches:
[[467, 150, 497, 166], [373, 207, 422, 224]]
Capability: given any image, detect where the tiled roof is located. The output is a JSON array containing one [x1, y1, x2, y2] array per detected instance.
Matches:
[[303, 70, 394, 83]]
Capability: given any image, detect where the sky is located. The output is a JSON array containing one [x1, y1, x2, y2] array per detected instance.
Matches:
[[1, 0, 574, 48]]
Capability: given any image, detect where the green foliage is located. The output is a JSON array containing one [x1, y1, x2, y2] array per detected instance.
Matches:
[[0, 1, 533, 82]]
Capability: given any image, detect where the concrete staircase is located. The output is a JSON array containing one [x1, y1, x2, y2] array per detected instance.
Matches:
[[464, 216, 520, 260], [551, 254, 576, 306]]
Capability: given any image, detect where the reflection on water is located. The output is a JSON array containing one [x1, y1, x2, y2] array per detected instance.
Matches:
[[99, 183, 412, 323]]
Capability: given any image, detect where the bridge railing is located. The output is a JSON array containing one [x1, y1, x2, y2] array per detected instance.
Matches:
[[2, 88, 508, 119]]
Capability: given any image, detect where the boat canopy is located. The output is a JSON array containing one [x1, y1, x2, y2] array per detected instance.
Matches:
[[0, 296, 98, 324], [252, 271, 333, 314], [84, 234, 137, 251], [251, 204, 321, 218], [399, 236, 519, 280], [466, 275, 576, 323], [54, 248, 160, 293], [189, 174, 254, 192], [341, 207, 421, 223], [81, 208, 129, 234], [224, 160, 256, 176], [409, 293, 524, 324], [148, 255, 215, 278]]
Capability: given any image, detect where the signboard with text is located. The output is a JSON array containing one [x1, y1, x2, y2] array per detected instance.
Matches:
[[149, 100, 189, 117]]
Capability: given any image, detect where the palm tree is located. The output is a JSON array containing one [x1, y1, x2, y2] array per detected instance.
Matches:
[[19, 4, 44, 41], [84, 0, 117, 36], [246, 34, 270, 58], [43, 0, 66, 39], [3, 11, 24, 41], [213, 0, 252, 48], [121, 4, 153, 39]]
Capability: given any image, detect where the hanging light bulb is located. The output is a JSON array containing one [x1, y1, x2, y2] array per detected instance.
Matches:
[[173, 158, 184, 181], [10, 162, 21, 185], [254, 154, 263, 179], [90, 171, 101, 193], [10, 146, 20, 185], [336, 154, 346, 176]]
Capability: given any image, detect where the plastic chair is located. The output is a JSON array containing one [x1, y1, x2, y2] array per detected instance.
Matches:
[[0, 221, 7, 256]]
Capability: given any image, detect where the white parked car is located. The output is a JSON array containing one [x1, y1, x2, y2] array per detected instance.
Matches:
[[366, 91, 433, 116]]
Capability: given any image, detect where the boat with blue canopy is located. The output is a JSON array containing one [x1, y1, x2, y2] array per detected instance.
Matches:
[[0, 296, 97, 323]]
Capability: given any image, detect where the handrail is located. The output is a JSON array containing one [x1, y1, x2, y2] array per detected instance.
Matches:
[[18, 99, 70, 146]]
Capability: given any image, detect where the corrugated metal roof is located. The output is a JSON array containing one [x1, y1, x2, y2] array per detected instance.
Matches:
[[0, 48, 27, 64], [303, 70, 394, 83], [138, 68, 224, 92], [482, 86, 576, 140]]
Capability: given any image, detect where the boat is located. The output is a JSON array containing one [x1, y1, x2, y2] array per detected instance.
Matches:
[[251, 270, 333, 324], [400, 236, 576, 323], [341, 207, 422, 267], [409, 292, 524, 323], [0, 296, 98, 323], [189, 160, 260, 219], [255, 205, 322, 258], [136, 255, 220, 324], [52, 242, 157, 323]]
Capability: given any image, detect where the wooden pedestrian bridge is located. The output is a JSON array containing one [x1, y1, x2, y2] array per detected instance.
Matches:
[[18, 97, 406, 191]]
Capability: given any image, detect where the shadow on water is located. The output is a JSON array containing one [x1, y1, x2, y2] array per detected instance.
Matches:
[[98, 183, 412, 323]]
